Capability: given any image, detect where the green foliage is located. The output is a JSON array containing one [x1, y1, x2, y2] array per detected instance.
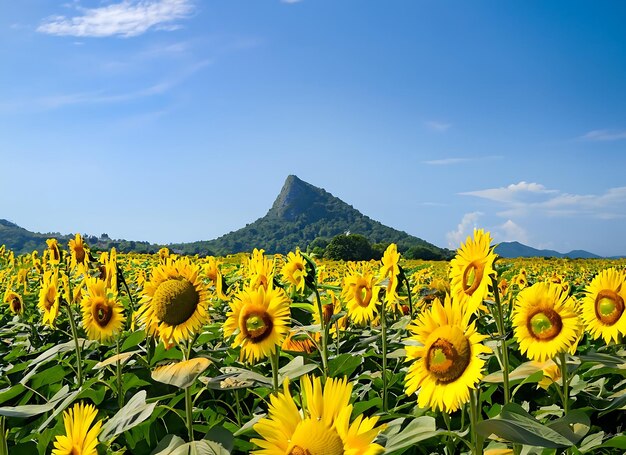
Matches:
[[323, 234, 376, 261]]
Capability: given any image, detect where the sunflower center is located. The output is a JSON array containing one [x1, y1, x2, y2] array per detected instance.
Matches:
[[462, 261, 484, 296], [426, 335, 471, 384], [74, 246, 86, 264], [243, 311, 273, 343], [11, 297, 21, 312], [595, 290, 624, 325], [355, 283, 372, 308], [528, 310, 562, 340], [288, 418, 344, 455], [152, 279, 199, 326], [92, 300, 113, 327], [45, 286, 56, 310]]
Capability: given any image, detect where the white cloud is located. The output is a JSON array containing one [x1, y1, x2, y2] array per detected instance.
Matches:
[[424, 120, 451, 132], [496, 220, 529, 243], [37, 0, 194, 38], [281, 0, 303, 3], [462, 181, 626, 220], [446, 212, 482, 248], [460, 181, 557, 203], [579, 129, 626, 142]]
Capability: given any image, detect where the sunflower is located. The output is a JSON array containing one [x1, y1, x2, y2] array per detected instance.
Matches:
[[224, 284, 291, 363], [313, 290, 348, 338], [246, 248, 275, 291], [252, 375, 385, 455], [4, 290, 24, 315], [404, 295, 490, 413], [512, 282, 582, 362], [342, 265, 381, 325], [379, 243, 401, 311], [46, 238, 62, 264], [281, 329, 316, 354], [81, 277, 125, 343], [39, 269, 60, 326], [137, 257, 210, 347], [52, 402, 102, 455], [280, 249, 307, 294], [449, 229, 496, 314], [204, 257, 229, 300], [68, 233, 89, 273], [580, 268, 626, 344]]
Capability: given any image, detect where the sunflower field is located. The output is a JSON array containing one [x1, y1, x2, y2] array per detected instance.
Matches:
[[0, 231, 625, 454]]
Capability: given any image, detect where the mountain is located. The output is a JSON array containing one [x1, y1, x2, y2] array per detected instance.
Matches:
[[0, 219, 162, 256], [170, 175, 450, 258], [495, 241, 601, 259]]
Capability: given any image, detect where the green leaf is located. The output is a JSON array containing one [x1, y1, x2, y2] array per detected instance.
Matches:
[[484, 361, 543, 384], [328, 354, 362, 377], [596, 435, 626, 450], [545, 410, 590, 445], [122, 330, 146, 352], [204, 427, 234, 452], [278, 356, 318, 383], [151, 434, 186, 455], [383, 416, 439, 453], [476, 403, 573, 448], [152, 358, 212, 389], [94, 350, 140, 370], [168, 440, 229, 455], [0, 385, 72, 418], [233, 414, 264, 436], [99, 390, 157, 442]]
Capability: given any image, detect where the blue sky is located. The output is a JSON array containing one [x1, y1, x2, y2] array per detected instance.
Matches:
[[1, 1, 626, 256]]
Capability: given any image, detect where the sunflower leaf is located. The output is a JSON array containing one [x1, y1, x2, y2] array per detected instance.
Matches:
[[152, 357, 212, 389], [476, 403, 574, 448], [99, 390, 157, 442]]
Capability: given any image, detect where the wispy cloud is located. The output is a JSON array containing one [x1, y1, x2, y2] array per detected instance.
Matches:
[[0, 60, 210, 112], [424, 120, 451, 132], [423, 155, 502, 166], [423, 157, 469, 165], [579, 129, 626, 142], [281, 0, 303, 3], [446, 211, 482, 248], [37, 0, 194, 38], [461, 181, 626, 219], [460, 181, 557, 203]]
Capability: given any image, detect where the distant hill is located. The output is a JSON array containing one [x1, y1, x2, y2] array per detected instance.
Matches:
[[0, 219, 162, 256], [171, 175, 451, 258], [495, 241, 601, 259]]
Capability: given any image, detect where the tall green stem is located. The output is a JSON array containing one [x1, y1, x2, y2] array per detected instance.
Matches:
[[270, 348, 280, 394], [183, 342, 194, 442], [559, 352, 569, 414], [404, 276, 414, 318], [116, 338, 124, 409], [66, 303, 83, 388], [185, 386, 194, 442], [0, 416, 8, 455], [312, 286, 329, 380], [381, 299, 388, 412], [469, 388, 483, 455], [491, 277, 510, 405]]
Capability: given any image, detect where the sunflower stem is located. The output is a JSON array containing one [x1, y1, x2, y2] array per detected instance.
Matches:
[[270, 348, 281, 394], [469, 388, 483, 455], [185, 386, 194, 442], [234, 389, 242, 427], [559, 352, 569, 414], [312, 286, 329, 380], [118, 269, 135, 331], [0, 417, 8, 455], [116, 338, 124, 409], [381, 298, 389, 413], [65, 301, 84, 388], [404, 275, 414, 318], [491, 276, 510, 405]]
